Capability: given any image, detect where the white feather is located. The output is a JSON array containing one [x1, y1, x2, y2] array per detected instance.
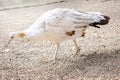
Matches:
[[20, 8, 105, 42]]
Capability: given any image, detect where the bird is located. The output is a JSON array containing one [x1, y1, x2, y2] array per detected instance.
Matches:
[[8, 8, 110, 60]]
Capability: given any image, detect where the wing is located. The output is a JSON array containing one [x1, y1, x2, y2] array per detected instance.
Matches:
[[39, 8, 104, 29], [44, 8, 103, 30], [64, 9, 105, 28]]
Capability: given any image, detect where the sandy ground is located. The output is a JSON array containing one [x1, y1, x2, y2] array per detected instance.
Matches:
[[0, 0, 120, 80]]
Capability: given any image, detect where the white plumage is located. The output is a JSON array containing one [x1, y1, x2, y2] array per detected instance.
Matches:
[[9, 8, 110, 60]]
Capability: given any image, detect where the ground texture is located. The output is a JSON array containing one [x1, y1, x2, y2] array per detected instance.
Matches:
[[0, 0, 120, 80]]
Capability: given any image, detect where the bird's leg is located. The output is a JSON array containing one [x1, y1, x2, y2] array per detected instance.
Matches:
[[73, 40, 80, 55], [54, 43, 60, 61]]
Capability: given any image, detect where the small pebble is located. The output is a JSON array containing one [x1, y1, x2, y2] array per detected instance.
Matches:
[[1, 49, 10, 53], [5, 49, 10, 52]]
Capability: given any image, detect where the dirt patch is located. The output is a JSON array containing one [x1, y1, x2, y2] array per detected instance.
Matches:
[[0, 0, 120, 80]]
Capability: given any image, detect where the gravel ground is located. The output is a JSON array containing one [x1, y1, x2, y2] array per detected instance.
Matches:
[[0, 0, 120, 80]]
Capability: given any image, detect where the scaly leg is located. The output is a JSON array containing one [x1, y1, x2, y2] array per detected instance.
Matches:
[[54, 43, 60, 61], [73, 40, 80, 55]]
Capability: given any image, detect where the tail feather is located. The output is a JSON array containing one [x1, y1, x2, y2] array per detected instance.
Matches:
[[89, 15, 110, 28]]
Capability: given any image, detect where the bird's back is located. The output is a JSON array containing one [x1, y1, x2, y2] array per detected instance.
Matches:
[[25, 8, 108, 42]]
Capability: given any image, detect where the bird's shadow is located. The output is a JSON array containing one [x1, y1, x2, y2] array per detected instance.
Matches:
[[51, 49, 120, 79]]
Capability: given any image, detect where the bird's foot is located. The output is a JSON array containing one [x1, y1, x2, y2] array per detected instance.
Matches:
[[53, 57, 61, 64], [54, 56, 60, 62], [75, 47, 80, 55], [72, 48, 80, 58], [54, 57, 57, 61]]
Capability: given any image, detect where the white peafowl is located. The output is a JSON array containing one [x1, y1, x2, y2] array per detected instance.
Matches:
[[8, 8, 110, 60]]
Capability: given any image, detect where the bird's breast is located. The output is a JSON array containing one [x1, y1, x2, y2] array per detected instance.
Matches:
[[44, 27, 87, 42], [28, 27, 87, 43]]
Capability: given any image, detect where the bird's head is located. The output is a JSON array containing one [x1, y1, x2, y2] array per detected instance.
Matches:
[[8, 31, 26, 44]]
